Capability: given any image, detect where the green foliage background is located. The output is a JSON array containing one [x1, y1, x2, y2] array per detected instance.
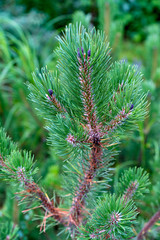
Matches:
[[0, 0, 160, 239]]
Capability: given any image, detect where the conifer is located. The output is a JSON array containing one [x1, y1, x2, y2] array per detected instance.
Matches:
[[0, 24, 150, 239]]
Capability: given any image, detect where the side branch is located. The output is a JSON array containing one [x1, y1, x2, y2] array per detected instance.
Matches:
[[17, 167, 67, 225], [105, 107, 133, 134], [46, 89, 66, 113], [137, 209, 160, 240], [123, 180, 139, 203], [0, 155, 67, 227]]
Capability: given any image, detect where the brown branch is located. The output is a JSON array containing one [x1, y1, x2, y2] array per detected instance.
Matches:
[[69, 142, 102, 227], [0, 155, 68, 226], [137, 209, 160, 240], [68, 49, 103, 231], [17, 167, 68, 226]]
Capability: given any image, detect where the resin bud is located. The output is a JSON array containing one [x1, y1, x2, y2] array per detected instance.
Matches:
[[48, 89, 53, 96], [87, 49, 91, 57], [130, 104, 134, 110]]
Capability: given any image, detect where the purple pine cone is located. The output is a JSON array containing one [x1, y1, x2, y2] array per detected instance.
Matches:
[[130, 104, 134, 110], [87, 49, 91, 57], [48, 89, 53, 96]]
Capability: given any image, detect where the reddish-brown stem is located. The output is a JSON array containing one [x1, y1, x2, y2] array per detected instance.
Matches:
[[137, 209, 160, 240], [69, 142, 102, 227], [18, 170, 68, 226], [24, 181, 67, 225], [46, 93, 66, 114], [0, 155, 67, 226]]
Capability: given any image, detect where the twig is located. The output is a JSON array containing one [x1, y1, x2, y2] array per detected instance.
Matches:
[[137, 209, 160, 239], [17, 167, 68, 226], [0, 155, 68, 227], [123, 180, 139, 204]]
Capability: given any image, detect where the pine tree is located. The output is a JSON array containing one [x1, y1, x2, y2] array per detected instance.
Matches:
[[0, 24, 151, 239]]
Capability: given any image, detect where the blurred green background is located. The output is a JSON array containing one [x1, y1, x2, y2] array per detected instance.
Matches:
[[0, 0, 160, 239]]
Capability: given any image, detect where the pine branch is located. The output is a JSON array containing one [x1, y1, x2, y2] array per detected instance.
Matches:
[[0, 154, 67, 227], [123, 180, 139, 204], [116, 168, 150, 203], [46, 89, 66, 113], [17, 168, 67, 225], [69, 48, 103, 229], [104, 106, 133, 134], [0, 24, 150, 239], [67, 48, 142, 234], [78, 194, 137, 239], [137, 209, 160, 240]]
